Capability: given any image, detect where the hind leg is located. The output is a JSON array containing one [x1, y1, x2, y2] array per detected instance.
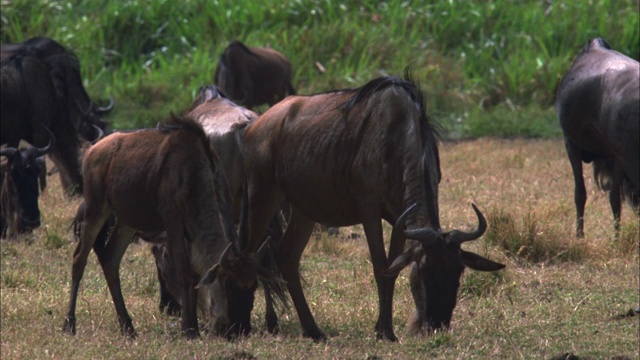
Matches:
[[93, 224, 137, 337], [62, 203, 111, 335], [564, 139, 586, 237], [609, 163, 624, 238]]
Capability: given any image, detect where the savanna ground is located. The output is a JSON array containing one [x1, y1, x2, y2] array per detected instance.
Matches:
[[1, 138, 638, 359]]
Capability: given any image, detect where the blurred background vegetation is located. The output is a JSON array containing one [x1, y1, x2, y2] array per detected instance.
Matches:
[[1, 0, 638, 137]]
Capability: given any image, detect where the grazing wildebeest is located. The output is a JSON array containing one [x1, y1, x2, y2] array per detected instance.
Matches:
[[150, 85, 286, 333], [0, 133, 53, 239], [556, 37, 639, 238], [214, 40, 296, 110], [1, 37, 113, 195], [223, 72, 505, 341], [62, 115, 271, 339]]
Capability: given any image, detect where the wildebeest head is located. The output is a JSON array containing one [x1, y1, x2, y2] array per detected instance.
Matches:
[[213, 40, 296, 110], [384, 204, 505, 332], [0, 133, 54, 238], [195, 239, 274, 338]]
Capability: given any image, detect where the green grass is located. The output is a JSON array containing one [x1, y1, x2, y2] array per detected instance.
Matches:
[[1, 0, 638, 136]]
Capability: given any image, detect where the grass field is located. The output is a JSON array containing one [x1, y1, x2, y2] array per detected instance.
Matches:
[[1, 0, 638, 137], [2, 139, 638, 359]]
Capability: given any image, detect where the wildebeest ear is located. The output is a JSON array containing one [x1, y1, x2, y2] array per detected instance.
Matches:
[[383, 245, 421, 277], [196, 264, 221, 289], [460, 250, 505, 272]]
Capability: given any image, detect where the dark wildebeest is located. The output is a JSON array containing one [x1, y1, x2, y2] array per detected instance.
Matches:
[[150, 85, 286, 333], [1, 37, 113, 195], [211, 72, 505, 341], [62, 115, 272, 339], [0, 133, 53, 239], [214, 40, 296, 110], [556, 37, 639, 238]]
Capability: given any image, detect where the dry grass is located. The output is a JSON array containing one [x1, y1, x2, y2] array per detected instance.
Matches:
[[1, 138, 638, 359]]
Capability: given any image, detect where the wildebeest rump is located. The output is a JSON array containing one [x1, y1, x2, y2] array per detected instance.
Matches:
[[214, 40, 296, 110], [151, 85, 286, 333], [0, 131, 53, 239], [1, 37, 113, 195], [62, 115, 266, 339], [556, 38, 639, 237], [237, 72, 505, 341]]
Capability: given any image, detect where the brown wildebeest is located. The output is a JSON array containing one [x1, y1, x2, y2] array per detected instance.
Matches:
[[213, 72, 505, 341], [1, 37, 113, 195], [150, 85, 286, 333], [214, 40, 296, 110], [556, 37, 639, 238], [0, 131, 53, 238], [62, 115, 271, 339]]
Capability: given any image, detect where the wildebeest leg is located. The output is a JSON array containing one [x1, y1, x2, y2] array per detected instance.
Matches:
[[263, 284, 278, 334], [565, 139, 586, 238], [609, 162, 624, 238], [157, 265, 181, 317], [62, 204, 111, 335], [94, 225, 137, 337], [165, 222, 199, 339], [274, 208, 323, 340], [360, 208, 398, 341]]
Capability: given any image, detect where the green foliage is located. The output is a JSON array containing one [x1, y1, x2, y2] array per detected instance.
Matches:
[[1, 0, 638, 134]]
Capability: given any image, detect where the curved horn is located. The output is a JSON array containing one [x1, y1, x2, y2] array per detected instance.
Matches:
[[91, 124, 104, 144], [447, 203, 487, 245], [256, 236, 271, 259], [95, 96, 115, 114], [404, 227, 440, 246], [218, 242, 235, 269], [389, 203, 418, 245], [32, 125, 56, 157], [0, 147, 18, 158]]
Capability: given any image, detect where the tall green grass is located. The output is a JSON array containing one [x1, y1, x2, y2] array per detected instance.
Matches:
[[1, 0, 638, 136]]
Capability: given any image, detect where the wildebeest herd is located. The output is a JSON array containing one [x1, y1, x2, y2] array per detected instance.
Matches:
[[1, 36, 638, 342]]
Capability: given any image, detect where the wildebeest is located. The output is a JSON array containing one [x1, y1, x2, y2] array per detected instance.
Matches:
[[0, 133, 53, 239], [225, 72, 505, 341], [150, 85, 286, 333], [214, 40, 296, 110], [62, 115, 270, 339], [556, 37, 639, 238], [1, 37, 113, 195]]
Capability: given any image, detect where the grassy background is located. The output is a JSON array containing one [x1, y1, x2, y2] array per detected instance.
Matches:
[[1, 1, 639, 359], [2, 139, 638, 359], [1, 0, 638, 137]]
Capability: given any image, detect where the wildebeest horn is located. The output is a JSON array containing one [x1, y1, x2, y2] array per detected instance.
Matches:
[[219, 242, 235, 269], [404, 226, 440, 246], [256, 236, 271, 259], [388, 203, 418, 245], [95, 97, 115, 114], [32, 125, 56, 157], [0, 147, 18, 158], [91, 124, 104, 143], [447, 204, 487, 245]]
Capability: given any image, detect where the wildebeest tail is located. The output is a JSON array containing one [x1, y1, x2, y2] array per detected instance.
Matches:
[[593, 157, 614, 192]]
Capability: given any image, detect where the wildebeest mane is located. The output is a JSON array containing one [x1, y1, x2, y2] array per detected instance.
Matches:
[[158, 114, 237, 246]]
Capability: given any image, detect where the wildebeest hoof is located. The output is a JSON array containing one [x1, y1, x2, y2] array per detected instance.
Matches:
[[375, 330, 398, 342], [303, 329, 327, 342], [62, 318, 76, 335], [183, 328, 200, 340]]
